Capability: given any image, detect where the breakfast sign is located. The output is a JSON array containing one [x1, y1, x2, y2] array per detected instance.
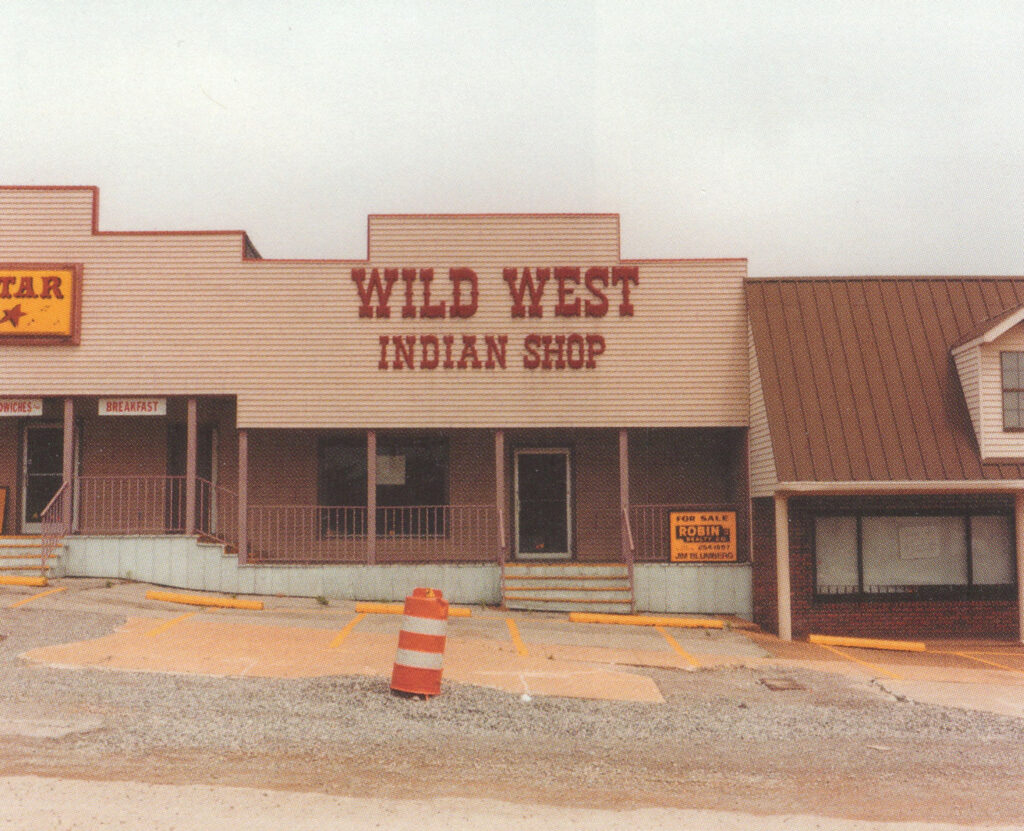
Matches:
[[0, 264, 81, 344], [357, 266, 639, 372]]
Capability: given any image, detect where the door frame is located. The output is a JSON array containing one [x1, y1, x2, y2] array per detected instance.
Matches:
[[20, 421, 80, 534], [513, 447, 573, 560]]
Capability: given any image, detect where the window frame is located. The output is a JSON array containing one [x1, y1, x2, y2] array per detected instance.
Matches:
[[812, 509, 1017, 602], [1000, 351, 1024, 431], [316, 433, 450, 539]]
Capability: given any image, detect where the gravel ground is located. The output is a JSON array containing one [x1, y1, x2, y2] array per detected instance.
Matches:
[[2, 603, 1023, 825]]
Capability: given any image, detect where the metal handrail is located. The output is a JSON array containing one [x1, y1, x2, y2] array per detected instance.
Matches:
[[39, 481, 69, 521], [40, 481, 70, 571], [622, 506, 636, 613]]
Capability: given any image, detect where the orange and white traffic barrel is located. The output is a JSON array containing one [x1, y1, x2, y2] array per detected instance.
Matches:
[[390, 587, 449, 697]]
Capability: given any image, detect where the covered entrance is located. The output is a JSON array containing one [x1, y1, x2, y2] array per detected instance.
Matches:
[[22, 422, 78, 533], [514, 448, 572, 560]]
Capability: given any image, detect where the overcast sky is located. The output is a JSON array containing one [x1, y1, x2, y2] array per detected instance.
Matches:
[[2, 1, 1022, 276]]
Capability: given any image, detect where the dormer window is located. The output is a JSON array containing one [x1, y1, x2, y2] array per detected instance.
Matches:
[[1000, 352, 1024, 429]]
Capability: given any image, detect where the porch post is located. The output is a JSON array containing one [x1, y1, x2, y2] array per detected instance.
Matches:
[[62, 398, 74, 529], [1016, 492, 1024, 644], [366, 430, 376, 565], [185, 398, 197, 535], [619, 428, 631, 562], [775, 492, 792, 641], [237, 429, 248, 564], [495, 430, 506, 563]]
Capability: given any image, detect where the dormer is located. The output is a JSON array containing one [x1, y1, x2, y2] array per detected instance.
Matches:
[[952, 305, 1024, 461]]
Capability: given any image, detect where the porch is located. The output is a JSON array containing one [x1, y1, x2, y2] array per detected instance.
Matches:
[[2, 396, 751, 613]]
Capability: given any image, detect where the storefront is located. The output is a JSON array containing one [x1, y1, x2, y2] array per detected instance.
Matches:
[[748, 277, 1024, 640], [0, 187, 751, 615], [6, 186, 1020, 636]]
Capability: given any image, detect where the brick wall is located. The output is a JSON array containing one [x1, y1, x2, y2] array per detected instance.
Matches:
[[751, 493, 1021, 639]]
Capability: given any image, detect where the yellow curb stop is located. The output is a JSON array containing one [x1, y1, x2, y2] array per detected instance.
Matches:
[[0, 575, 48, 587], [808, 633, 926, 653], [145, 589, 264, 611], [569, 612, 725, 629], [355, 601, 472, 617]]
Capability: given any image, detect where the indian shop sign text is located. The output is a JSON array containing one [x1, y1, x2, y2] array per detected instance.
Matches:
[[354, 266, 638, 371]]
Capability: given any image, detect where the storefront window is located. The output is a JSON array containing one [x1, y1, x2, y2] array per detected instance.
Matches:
[[318, 435, 448, 536], [1001, 352, 1024, 429], [814, 512, 1015, 598]]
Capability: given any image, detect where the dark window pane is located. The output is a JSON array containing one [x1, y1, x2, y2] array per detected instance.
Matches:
[[317, 435, 449, 537], [1003, 352, 1017, 389]]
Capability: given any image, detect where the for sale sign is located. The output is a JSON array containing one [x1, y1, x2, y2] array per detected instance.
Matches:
[[669, 511, 737, 562]]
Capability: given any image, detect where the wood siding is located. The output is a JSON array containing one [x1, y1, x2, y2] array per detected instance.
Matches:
[[0, 189, 748, 430], [978, 327, 1024, 460], [952, 344, 982, 455], [748, 323, 778, 496]]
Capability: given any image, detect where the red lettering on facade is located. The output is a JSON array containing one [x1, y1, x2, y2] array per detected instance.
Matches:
[[0, 276, 14, 299], [352, 268, 398, 318], [585, 334, 606, 367], [420, 335, 440, 369], [393, 335, 416, 369], [503, 268, 548, 318], [457, 335, 482, 369], [419, 269, 446, 318], [584, 267, 609, 317], [401, 269, 418, 318], [449, 268, 479, 318], [554, 268, 581, 317], [565, 333, 586, 368], [522, 334, 542, 369], [612, 266, 638, 316], [484, 334, 507, 369]]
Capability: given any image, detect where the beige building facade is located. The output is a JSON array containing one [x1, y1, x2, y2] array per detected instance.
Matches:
[[0, 187, 752, 615]]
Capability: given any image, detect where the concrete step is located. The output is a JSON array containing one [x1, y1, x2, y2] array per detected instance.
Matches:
[[504, 597, 634, 614], [0, 538, 61, 577], [502, 561, 633, 612], [505, 589, 631, 603], [503, 578, 630, 591], [503, 563, 629, 578]]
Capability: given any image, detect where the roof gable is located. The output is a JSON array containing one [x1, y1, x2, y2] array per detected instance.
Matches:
[[952, 304, 1024, 354], [746, 277, 1024, 483]]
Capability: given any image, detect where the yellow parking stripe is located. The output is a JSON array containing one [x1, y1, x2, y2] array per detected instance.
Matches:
[[329, 613, 366, 648], [145, 612, 197, 637], [9, 586, 66, 608], [815, 641, 903, 681], [954, 651, 1024, 676], [505, 618, 529, 657], [655, 625, 701, 668]]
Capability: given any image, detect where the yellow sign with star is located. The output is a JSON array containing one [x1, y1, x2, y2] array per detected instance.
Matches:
[[0, 265, 80, 344]]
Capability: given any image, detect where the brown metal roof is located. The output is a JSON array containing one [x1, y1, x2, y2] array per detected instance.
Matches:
[[746, 277, 1024, 483], [951, 303, 1024, 349]]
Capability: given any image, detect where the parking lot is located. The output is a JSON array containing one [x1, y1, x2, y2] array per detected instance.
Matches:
[[3, 577, 1024, 716], [2, 577, 1024, 826]]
